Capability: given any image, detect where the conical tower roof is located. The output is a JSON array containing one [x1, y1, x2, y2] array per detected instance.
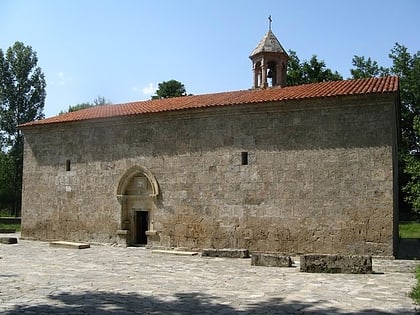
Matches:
[[250, 29, 288, 57]]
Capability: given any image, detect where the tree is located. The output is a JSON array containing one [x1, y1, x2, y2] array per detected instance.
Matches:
[[286, 51, 305, 86], [287, 50, 342, 86], [0, 151, 14, 214], [0, 41, 46, 216], [61, 102, 94, 114], [389, 44, 420, 153], [390, 44, 420, 214], [59, 96, 111, 114], [350, 56, 389, 79], [403, 116, 420, 213], [152, 80, 187, 99]]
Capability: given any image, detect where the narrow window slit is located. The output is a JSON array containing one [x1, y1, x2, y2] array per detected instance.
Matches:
[[241, 152, 248, 165], [66, 159, 71, 171]]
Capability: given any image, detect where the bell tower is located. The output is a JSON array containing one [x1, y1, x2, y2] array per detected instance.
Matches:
[[250, 16, 288, 89]]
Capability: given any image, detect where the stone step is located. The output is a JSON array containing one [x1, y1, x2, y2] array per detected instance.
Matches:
[[151, 250, 198, 256], [49, 241, 90, 249], [0, 237, 18, 244], [201, 248, 250, 258]]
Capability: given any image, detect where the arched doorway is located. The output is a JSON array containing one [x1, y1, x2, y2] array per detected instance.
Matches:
[[116, 166, 159, 246]]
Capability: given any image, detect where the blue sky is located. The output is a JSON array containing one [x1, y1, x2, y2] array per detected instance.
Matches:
[[1, 0, 419, 118]]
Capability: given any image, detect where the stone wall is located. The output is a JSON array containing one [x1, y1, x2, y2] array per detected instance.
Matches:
[[20, 93, 398, 256]]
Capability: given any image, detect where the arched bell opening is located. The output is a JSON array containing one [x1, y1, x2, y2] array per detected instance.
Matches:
[[267, 61, 278, 87], [253, 61, 262, 89]]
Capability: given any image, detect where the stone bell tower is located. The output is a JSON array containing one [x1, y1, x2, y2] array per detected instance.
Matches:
[[250, 16, 288, 89]]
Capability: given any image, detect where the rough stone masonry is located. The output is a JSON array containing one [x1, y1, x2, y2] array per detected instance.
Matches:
[[20, 90, 399, 257]]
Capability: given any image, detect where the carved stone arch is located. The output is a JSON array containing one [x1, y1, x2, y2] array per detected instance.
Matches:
[[117, 165, 159, 203], [116, 165, 159, 246]]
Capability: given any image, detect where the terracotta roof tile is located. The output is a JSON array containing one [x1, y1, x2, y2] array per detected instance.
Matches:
[[20, 76, 398, 128]]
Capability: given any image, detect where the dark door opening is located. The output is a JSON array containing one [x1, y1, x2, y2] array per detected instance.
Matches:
[[135, 211, 148, 244]]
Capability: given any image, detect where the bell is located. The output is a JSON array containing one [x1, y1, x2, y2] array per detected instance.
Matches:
[[267, 69, 273, 78]]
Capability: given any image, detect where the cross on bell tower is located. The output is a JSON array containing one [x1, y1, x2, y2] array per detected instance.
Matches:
[[249, 16, 288, 89]]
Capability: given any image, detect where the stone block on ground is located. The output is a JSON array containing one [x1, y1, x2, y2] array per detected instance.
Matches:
[[151, 249, 198, 256], [251, 252, 292, 267], [300, 254, 372, 274], [0, 237, 18, 244], [201, 248, 250, 258], [49, 241, 90, 249]]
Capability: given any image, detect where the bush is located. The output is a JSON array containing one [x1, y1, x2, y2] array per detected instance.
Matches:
[[410, 265, 420, 304], [0, 208, 12, 217]]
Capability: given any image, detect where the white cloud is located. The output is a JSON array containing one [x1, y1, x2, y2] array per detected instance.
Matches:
[[58, 71, 66, 85], [50, 71, 70, 86], [141, 82, 156, 95]]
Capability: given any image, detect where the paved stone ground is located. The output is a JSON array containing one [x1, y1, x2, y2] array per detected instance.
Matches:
[[0, 233, 419, 315]]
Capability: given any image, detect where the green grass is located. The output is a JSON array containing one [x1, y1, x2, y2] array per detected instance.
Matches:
[[410, 265, 420, 305], [0, 209, 12, 217], [399, 221, 420, 239], [0, 222, 20, 231]]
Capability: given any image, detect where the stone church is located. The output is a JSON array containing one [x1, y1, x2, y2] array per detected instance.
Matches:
[[19, 25, 400, 257]]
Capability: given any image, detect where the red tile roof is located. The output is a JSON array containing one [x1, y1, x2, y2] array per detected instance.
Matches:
[[20, 76, 398, 128]]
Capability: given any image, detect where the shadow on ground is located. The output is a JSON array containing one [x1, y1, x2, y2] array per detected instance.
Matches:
[[398, 238, 420, 259], [2, 291, 411, 315]]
